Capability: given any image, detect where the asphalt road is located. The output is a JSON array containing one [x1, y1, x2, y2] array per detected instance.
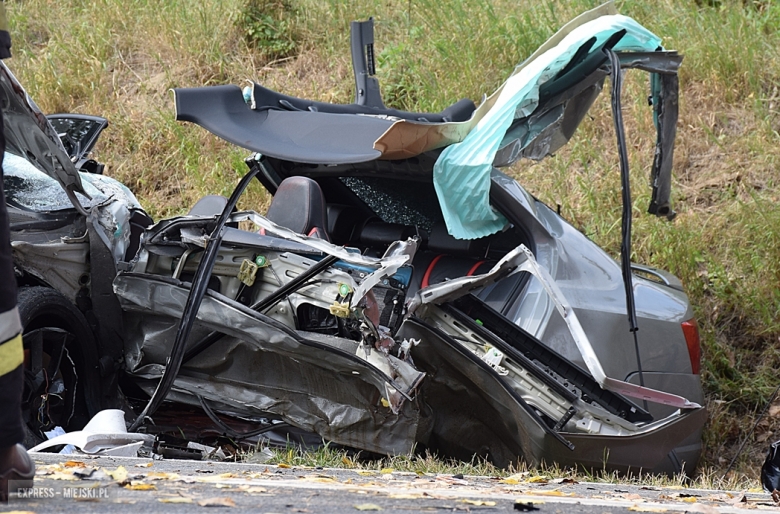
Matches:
[[3, 453, 774, 513]]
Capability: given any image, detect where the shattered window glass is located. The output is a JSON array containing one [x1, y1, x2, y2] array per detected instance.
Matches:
[[2, 151, 141, 212], [2, 151, 83, 211], [340, 176, 442, 231]]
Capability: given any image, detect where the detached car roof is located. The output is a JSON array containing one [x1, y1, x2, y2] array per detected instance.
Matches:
[[173, 2, 681, 239]]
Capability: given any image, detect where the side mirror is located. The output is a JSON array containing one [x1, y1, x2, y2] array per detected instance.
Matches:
[[46, 114, 109, 174]]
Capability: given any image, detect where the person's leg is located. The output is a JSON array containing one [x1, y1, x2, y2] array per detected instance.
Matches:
[[0, 97, 34, 503]]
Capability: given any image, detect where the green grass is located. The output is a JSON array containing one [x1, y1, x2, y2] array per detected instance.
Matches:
[[6, 0, 780, 482], [246, 443, 759, 490]]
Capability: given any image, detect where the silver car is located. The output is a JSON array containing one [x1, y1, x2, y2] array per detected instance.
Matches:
[[8, 5, 705, 474]]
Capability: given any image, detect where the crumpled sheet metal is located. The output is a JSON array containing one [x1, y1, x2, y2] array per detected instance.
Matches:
[[433, 10, 663, 240], [399, 317, 545, 468], [402, 313, 707, 472], [114, 273, 425, 455], [413, 244, 700, 410], [11, 240, 88, 302], [231, 211, 417, 307]]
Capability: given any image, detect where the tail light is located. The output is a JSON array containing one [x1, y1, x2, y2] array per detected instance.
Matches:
[[681, 318, 700, 374]]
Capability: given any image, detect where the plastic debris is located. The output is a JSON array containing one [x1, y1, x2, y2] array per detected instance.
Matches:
[[30, 409, 154, 455]]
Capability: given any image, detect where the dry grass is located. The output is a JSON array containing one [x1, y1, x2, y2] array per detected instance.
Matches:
[[7, 0, 780, 484]]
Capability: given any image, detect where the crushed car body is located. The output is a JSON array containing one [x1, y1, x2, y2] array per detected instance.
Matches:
[[7, 2, 705, 474]]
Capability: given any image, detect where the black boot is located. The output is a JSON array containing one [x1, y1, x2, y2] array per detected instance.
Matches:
[[0, 444, 35, 502]]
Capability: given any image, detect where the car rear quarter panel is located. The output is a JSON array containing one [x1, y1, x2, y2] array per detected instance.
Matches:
[[493, 173, 697, 382]]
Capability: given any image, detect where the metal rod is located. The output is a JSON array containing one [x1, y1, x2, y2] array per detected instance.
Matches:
[[250, 254, 338, 313]]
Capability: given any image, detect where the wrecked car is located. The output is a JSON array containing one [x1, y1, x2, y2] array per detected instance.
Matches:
[[8, 3, 705, 474]]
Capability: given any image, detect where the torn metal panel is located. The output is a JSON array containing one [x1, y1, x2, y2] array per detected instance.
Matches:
[[10, 240, 89, 301], [413, 244, 699, 410], [617, 51, 683, 74], [648, 70, 679, 220], [114, 273, 426, 453], [402, 310, 706, 472], [399, 316, 565, 468]]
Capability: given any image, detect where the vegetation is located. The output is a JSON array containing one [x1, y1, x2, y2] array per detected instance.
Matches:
[[7, 0, 780, 483], [249, 442, 758, 491]]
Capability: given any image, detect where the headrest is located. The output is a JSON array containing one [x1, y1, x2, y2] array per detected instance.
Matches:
[[266, 176, 329, 240]]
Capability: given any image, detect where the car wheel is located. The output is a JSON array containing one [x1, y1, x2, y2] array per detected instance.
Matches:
[[17, 287, 100, 447]]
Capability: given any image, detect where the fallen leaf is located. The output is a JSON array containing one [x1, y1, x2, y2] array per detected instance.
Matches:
[[197, 497, 236, 507], [357, 471, 375, 476], [105, 466, 128, 483], [703, 493, 732, 502], [628, 506, 667, 513], [63, 461, 86, 468], [501, 472, 530, 485], [552, 478, 578, 485], [685, 504, 719, 514], [527, 476, 549, 484], [159, 498, 194, 504], [146, 472, 181, 480], [727, 492, 748, 504], [124, 483, 156, 491], [681, 497, 697, 503], [354, 504, 383, 511], [522, 490, 574, 497], [300, 476, 337, 483], [277, 464, 291, 469], [135, 462, 153, 468], [380, 468, 394, 474], [215, 484, 232, 489], [459, 499, 496, 506], [618, 494, 643, 501]]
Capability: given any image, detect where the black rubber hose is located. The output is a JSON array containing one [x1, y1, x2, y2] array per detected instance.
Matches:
[[606, 47, 646, 396], [129, 167, 261, 431]]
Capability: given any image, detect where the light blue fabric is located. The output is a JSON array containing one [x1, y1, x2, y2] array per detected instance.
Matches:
[[433, 15, 663, 240]]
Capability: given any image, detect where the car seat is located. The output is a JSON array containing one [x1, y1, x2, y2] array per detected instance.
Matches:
[[265, 176, 330, 241]]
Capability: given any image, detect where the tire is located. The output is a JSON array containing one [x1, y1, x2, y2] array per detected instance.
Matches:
[[17, 286, 101, 447]]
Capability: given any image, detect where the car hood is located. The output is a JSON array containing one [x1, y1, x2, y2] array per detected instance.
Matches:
[[0, 62, 86, 204]]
